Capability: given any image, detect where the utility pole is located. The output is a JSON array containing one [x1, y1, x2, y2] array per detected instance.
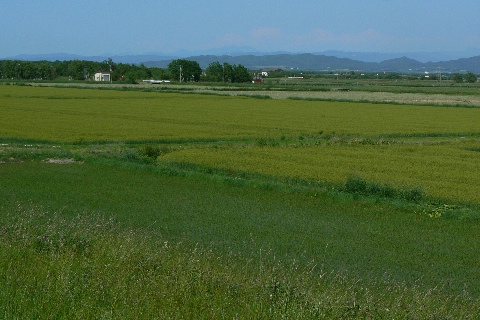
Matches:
[[179, 65, 182, 83]]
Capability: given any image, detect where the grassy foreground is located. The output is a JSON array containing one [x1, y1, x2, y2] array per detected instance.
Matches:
[[1, 161, 479, 318], [2, 208, 475, 319]]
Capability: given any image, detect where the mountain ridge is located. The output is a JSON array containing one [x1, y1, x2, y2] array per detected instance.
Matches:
[[3, 52, 480, 73], [144, 53, 480, 73]]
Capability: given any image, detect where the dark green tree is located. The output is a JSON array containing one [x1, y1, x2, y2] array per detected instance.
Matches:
[[451, 73, 463, 83], [464, 72, 477, 83], [150, 67, 171, 80], [223, 63, 234, 82], [205, 61, 224, 82], [0, 60, 18, 79], [168, 59, 202, 82], [232, 64, 252, 83], [219, 63, 251, 83]]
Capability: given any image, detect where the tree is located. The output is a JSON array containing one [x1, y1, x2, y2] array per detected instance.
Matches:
[[464, 72, 477, 83], [451, 73, 463, 83], [168, 59, 202, 82], [205, 61, 224, 82], [210, 62, 251, 83], [222, 63, 234, 83], [150, 67, 171, 80], [232, 64, 252, 83]]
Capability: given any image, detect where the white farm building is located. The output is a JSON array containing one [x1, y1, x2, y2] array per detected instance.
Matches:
[[94, 71, 111, 82]]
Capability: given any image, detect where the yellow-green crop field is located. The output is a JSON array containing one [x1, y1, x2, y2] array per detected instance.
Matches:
[[1, 85, 479, 142], [1, 85, 479, 203], [160, 142, 480, 203]]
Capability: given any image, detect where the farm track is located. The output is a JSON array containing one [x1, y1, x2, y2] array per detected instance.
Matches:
[[29, 82, 480, 107]]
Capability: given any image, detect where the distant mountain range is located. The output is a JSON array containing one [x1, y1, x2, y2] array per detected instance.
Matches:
[[144, 54, 480, 74], [3, 51, 480, 73]]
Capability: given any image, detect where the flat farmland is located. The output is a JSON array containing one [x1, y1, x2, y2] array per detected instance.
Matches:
[[160, 141, 480, 203], [2, 85, 477, 203], [1, 85, 479, 142], [1, 84, 480, 318]]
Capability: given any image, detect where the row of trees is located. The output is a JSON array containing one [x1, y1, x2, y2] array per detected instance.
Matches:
[[0, 59, 170, 82], [204, 62, 252, 83], [1, 58, 477, 84], [451, 72, 478, 83], [0, 59, 253, 83], [166, 60, 252, 83], [167, 59, 202, 82]]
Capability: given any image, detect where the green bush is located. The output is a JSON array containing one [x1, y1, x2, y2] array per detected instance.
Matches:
[[344, 175, 367, 193], [401, 185, 424, 202], [345, 175, 423, 202], [143, 145, 161, 159]]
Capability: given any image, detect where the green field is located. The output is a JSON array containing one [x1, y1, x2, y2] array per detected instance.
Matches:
[[1, 84, 479, 318]]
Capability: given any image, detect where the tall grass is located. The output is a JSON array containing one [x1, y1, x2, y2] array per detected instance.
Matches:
[[1, 204, 478, 319], [344, 174, 424, 201]]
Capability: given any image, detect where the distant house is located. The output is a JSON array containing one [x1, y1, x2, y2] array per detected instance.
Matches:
[[261, 68, 283, 76], [252, 73, 264, 83], [94, 70, 111, 82]]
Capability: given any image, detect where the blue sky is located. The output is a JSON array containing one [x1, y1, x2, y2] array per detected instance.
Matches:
[[1, 0, 479, 58]]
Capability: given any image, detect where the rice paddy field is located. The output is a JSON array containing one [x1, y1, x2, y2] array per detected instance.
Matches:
[[1, 84, 480, 318]]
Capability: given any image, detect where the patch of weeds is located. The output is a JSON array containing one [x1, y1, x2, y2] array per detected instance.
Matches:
[[366, 181, 396, 198], [143, 145, 161, 159], [34, 233, 91, 255], [298, 133, 327, 142], [417, 203, 479, 220], [115, 145, 172, 165], [416, 204, 455, 219], [238, 94, 272, 99], [356, 137, 394, 145], [401, 185, 424, 202], [344, 175, 367, 193], [344, 175, 423, 202], [122, 149, 141, 162], [256, 138, 279, 147], [1, 148, 81, 163]]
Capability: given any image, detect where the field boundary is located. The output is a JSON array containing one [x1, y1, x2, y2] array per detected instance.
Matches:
[[25, 82, 480, 107]]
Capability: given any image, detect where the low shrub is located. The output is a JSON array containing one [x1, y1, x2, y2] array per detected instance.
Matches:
[[143, 145, 161, 159], [401, 185, 424, 202], [345, 175, 423, 202], [344, 175, 367, 193], [256, 138, 279, 147]]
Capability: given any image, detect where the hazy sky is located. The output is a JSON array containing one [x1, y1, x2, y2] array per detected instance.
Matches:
[[1, 0, 479, 57]]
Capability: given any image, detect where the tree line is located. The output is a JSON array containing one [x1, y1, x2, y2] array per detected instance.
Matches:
[[0, 59, 253, 83], [0, 59, 169, 83], [450, 72, 478, 83], [3, 58, 474, 83], [166, 59, 252, 83]]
